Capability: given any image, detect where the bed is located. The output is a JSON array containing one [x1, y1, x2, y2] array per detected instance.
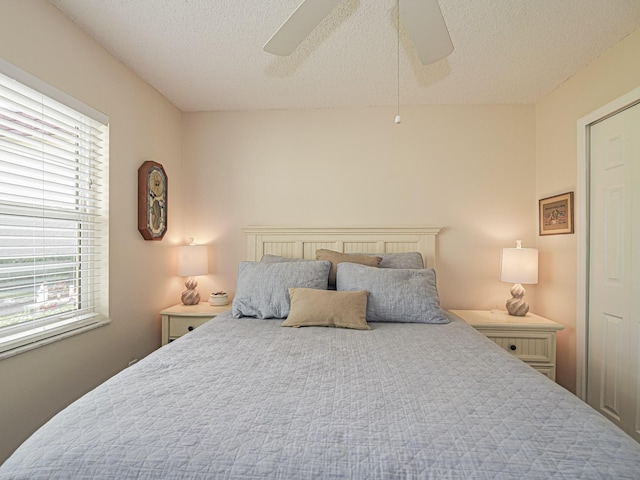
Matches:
[[2, 227, 639, 479]]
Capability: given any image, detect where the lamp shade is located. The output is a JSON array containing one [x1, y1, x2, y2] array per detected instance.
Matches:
[[177, 245, 208, 277], [500, 247, 538, 285]]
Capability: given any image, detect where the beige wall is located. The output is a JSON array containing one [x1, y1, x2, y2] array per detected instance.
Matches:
[[535, 27, 640, 392], [0, 0, 183, 462], [182, 105, 537, 313], [2, 0, 636, 466]]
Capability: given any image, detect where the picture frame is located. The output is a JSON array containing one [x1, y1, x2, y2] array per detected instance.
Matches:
[[539, 192, 574, 235], [138, 161, 168, 240]]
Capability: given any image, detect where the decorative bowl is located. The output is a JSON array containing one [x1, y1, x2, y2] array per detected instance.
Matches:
[[208, 292, 229, 306]]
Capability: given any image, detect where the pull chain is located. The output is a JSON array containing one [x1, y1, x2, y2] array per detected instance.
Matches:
[[395, 0, 401, 124]]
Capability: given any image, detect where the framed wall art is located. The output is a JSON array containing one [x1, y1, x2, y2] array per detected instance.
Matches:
[[138, 160, 167, 240], [539, 192, 574, 235]]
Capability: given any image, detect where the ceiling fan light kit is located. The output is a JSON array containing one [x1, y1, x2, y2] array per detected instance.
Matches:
[[264, 0, 453, 125]]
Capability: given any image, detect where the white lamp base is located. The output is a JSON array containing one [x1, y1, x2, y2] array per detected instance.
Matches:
[[506, 283, 529, 316], [181, 276, 200, 305]]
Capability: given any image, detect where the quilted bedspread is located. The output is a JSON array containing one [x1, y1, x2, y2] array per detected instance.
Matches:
[[2, 311, 640, 479]]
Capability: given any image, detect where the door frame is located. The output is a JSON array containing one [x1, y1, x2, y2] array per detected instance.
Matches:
[[576, 86, 640, 400]]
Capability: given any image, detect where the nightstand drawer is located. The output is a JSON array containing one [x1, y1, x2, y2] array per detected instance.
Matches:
[[450, 310, 563, 382], [160, 303, 230, 346], [481, 331, 554, 363], [168, 316, 212, 337]]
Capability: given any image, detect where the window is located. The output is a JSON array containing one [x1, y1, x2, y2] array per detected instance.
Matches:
[[0, 60, 109, 357]]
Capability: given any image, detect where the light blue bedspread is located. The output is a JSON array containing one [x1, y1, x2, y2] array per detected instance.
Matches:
[[2, 312, 639, 479]]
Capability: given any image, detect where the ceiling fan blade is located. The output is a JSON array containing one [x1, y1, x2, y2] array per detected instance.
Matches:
[[401, 0, 454, 65], [264, 0, 344, 56]]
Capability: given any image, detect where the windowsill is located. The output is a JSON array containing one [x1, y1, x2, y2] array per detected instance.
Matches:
[[0, 317, 111, 360]]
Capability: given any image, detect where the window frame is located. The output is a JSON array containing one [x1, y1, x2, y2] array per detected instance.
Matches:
[[0, 59, 110, 359]]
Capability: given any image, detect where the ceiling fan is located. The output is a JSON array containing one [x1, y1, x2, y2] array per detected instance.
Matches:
[[263, 0, 454, 66]]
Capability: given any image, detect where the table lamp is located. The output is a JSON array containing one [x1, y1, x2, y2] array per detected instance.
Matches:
[[177, 238, 208, 305], [500, 240, 538, 316]]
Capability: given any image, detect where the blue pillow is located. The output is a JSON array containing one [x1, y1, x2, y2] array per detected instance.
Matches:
[[336, 263, 448, 324], [362, 252, 424, 269], [260, 254, 310, 263], [261, 252, 424, 269], [232, 261, 330, 319]]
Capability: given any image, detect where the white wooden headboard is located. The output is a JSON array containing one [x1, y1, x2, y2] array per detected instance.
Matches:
[[243, 226, 442, 268]]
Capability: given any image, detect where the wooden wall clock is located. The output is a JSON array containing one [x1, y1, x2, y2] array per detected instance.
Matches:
[[138, 161, 167, 240]]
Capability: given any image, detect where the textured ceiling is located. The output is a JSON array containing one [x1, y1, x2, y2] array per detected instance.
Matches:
[[48, 0, 640, 112]]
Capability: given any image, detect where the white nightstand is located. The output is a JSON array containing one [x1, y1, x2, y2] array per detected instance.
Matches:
[[160, 303, 230, 345], [449, 309, 564, 381]]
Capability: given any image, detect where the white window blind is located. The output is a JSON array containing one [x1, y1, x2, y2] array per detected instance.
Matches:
[[0, 62, 109, 357]]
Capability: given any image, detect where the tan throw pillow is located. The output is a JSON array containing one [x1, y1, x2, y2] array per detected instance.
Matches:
[[281, 288, 370, 330], [315, 249, 382, 288]]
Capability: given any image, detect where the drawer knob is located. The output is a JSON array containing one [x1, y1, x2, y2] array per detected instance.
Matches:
[[188, 326, 194, 331], [510, 344, 517, 351]]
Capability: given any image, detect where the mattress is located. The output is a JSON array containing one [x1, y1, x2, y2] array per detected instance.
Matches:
[[2, 311, 640, 479]]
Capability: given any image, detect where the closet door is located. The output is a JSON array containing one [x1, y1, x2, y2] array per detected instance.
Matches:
[[587, 102, 640, 441]]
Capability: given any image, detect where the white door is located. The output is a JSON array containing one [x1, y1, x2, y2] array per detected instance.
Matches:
[[588, 102, 640, 441]]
